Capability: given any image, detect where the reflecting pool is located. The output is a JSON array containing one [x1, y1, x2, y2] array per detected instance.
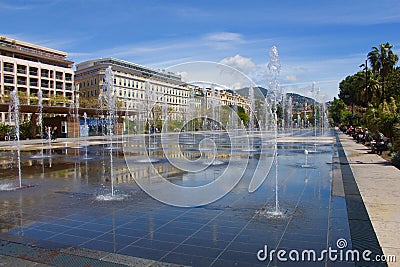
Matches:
[[0, 129, 353, 266]]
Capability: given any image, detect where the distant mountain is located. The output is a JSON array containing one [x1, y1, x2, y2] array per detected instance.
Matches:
[[236, 87, 317, 109], [286, 93, 317, 112], [235, 86, 268, 99]]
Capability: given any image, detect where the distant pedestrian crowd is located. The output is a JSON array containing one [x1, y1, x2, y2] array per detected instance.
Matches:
[[340, 125, 391, 155]]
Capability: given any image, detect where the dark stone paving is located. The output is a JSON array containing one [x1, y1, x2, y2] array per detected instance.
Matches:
[[335, 135, 387, 267], [0, 132, 377, 266]]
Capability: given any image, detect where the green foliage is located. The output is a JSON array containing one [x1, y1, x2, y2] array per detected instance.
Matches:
[[17, 91, 29, 105], [19, 121, 34, 139], [167, 120, 183, 131], [49, 95, 69, 106], [336, 42, 399, 150], [80, 96, 101, 108], [363, 98, 399, 138], [124, 119, 136, 134], [0, 121, 36, 140], [368, 42, 399, 81], [391, 153, 400, 169], [0, 124, 13, 140], [368, 42, 399, 101], [237, 105, 249, 127], [385, 67, 400, 103], [329, 98, 352, 125], [338, 70, 381, 108]]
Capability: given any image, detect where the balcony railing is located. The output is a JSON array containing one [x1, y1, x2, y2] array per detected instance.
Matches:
[[17, 80, 26, 85], [56, 75, 63, 80], [0, 40, 66, 61], [56, 84, 63, 89], [41, 83, 49, 88], [17, 69, 26, 74], [41, 72, 49, 78], [29, 71, 38, 76], [4, 78, 14, 84], [30, 82, 38, 87]]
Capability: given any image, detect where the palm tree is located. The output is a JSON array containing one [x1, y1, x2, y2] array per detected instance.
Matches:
[[368, 74, 382, 104], [367, 42, 399, 101]]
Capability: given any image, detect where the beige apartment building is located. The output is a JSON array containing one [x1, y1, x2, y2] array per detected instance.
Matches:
[[76, 58, 250, 123], [197, 87, 249, 111], [75, 58, 191, 121], [0, 36, 75, 124]]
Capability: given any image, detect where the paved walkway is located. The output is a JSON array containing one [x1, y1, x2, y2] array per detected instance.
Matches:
[[0, 233, 184, 267], [338, 133, 400, 266]]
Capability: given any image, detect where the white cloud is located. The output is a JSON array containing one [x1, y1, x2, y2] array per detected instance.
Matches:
[[0, 3, 32, 10], [203, 32, 246, 50], [205, 32, 243, 43], [219, 54, 256, 74], [284, 74, 297, 82]]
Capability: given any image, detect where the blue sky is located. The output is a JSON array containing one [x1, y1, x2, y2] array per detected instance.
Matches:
[[1, 0, 400, 100]]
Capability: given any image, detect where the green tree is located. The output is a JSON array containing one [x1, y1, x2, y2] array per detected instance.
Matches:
[[237, 105, 249, 127], [329, 97, 352, 125], [368, 42, 399, 101], [338, 73, 361, 111], [80, 96, 101, 108], [49, 95, 69, 106], [375, 97, 399, 138], [385, 67, 400, 103]]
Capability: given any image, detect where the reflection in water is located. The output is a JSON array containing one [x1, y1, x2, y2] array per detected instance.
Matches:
[[0, 130, 336, 258]]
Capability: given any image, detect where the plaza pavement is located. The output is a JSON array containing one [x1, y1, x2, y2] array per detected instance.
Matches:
[[338, 133, 400, 267], [1, 132, 399, 266]]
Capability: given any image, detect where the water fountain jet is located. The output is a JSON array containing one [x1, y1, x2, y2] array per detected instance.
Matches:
[[301, 149, 312, 168], [96, 66, 126, 200], [261, 46, 284, 217]]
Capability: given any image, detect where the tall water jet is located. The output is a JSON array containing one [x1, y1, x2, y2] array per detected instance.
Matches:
[[38, 88, 44, 158], [71, 92, 83, 149], [29, 87, 50, 159], [309, 82, 320, 153], [267, 45, 282, 216], [145, 81, 151, 135], [135, 82, 160, 164], [288, 96, 293, 135], [188, 87, 196, 132], [217, 88, 221, 127], [202, 86, 208, 131], [304, 102, 308, 128], [47, 126, 52, 161], [242, 84, 257, 152], [82, 112, 91, 160], [281, 88, 286, 131], [297, 113, 301, 130], [233, 97, 239, 134], [311, 82, 319, 138], [98, 66, 117, 197], [249, 84, 255, 132], [162, 94, 168, 132], [322, 101, 330, 136], [11, 88, 22, 188], [211, 86, 215, 130]]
